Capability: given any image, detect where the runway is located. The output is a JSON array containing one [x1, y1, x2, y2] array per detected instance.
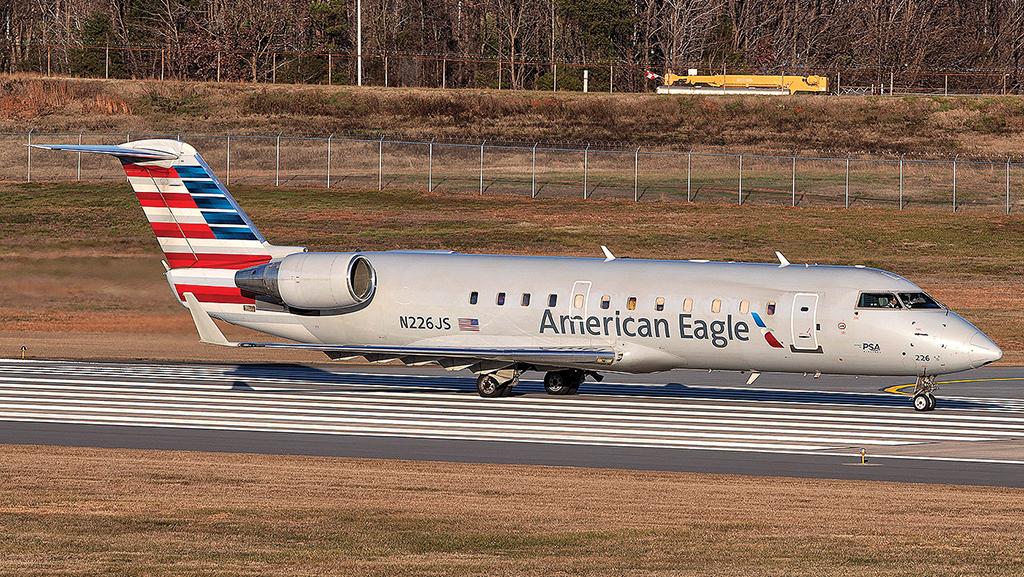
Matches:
[[1, 358, 1023, 486]]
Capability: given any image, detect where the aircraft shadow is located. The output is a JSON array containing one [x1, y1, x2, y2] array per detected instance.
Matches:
[[222, 364, 1000, 411]]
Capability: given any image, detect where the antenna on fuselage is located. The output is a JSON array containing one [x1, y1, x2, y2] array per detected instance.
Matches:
[[775, 251, 791, 268]]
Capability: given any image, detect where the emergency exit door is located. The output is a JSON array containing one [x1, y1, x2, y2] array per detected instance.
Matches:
[[791, 293, 821, 352]]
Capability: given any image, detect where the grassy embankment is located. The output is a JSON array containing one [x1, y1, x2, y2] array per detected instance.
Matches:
[[2, 182, 1021, 363], [5, 75, 1024, 157]]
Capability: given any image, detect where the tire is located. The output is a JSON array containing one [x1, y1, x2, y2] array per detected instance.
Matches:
[[926, 393, 937, 411], [913, 393, 930, 412], [544, 371, 571, 395], [476, 374, 504, 398]]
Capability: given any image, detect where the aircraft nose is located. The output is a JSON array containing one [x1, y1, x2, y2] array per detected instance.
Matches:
[[968, 331, 1003, 367]]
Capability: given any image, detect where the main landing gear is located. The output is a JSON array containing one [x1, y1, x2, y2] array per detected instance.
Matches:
[[476, 369, 522, 398], [912, 375, 937, 412], [543, 369, 586, 395]]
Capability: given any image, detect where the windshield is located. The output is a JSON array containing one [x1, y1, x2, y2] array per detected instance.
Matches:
[[897, 292, 943, 309], [857, 293, 902, 309]]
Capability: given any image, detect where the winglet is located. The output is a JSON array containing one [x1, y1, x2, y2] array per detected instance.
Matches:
[[601, 245, 616, 262], [183, 292, 236, 346], [775, 251, 791, 268]]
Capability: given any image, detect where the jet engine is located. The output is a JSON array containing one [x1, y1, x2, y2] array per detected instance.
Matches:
[[235, 252, 376, 311]]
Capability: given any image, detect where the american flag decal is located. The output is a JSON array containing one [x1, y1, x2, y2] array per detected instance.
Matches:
[[458, 318, 480, 332]]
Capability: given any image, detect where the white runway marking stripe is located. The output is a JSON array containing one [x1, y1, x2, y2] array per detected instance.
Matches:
[[1, 361, 1024, 461]]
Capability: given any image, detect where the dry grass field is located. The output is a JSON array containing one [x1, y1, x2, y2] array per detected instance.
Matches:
[[0, 444, 1022, 577], [1, 181, 1021, 363], [6, 76, 1024, 157]]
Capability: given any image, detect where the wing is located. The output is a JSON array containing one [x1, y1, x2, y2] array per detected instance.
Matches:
[[184, 293, 617, 370]]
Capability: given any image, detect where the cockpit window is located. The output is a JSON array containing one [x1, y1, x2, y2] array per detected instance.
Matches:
[[898, 292, 943, 309], [857, 292, 902, 309]]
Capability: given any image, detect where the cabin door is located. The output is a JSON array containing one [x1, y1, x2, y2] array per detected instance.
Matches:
[[790, 293, 821, 352]]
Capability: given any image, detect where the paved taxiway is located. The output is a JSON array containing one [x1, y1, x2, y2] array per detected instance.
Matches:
[[1, 359, 1023, 486]]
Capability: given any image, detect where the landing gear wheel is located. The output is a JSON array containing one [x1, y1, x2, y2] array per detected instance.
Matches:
[[476, 374, 504, 398], [544, 371, 572, 395], [544, 370, 586, 395], [911, 375, 940, 412]]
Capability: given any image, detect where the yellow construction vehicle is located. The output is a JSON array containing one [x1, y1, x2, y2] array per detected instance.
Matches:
[[656, 70, 828, 95]]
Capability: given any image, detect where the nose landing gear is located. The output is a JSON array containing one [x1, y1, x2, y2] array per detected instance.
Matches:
[[912, 376, 937, 412]]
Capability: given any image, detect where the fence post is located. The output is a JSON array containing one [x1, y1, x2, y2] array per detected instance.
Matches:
[[26, 129, 32, 183], [583, 143, 590, 199], [442, 58, 447, 89], [899, 155, 904, 210], [737, 154, 743, 205], [275, 134, 281, 187], [531, 143, 538, 198], [944, 75, 948, 96], [160, 49, 165, 81], [634, 146, 641, 202], [47, 46, 51, 76], [427, 139, 434, 192], [609, 63, 614, 93], [104, 46, 109, 79], [479, 140, 485, 195], [791, 155, 796, 207], [553, 63, 557, 92], [272, 53, 277, 84], [217, 52, 222, 82], [384, 55, 389, 87], [836, 70, 841, 94], [225, 135, 231, 185], [77, 132, 83, 181], [889, 70, 894, 95], [952, 155, 957, 212], [328, 54, 332, 85], [686, 151, 691, 202], [845, 157, 850, 209], [1006, 158, 1011, 215], [326, 134, 333, 188], [379, 135, 385, 191]]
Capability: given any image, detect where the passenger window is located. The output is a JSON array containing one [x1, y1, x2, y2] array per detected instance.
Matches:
[[766, 301, 776, 315], [496, 292, 506, 306], [739, 300, 749, 314], [682, 298, 693, 313], [858, 292, 901, 309], [711, 299, 721, 313], [469, 291, 478, 305], [655, 297, 665, 311], [573, 293, 584, 308], [627, 297, 637, 310], [600, 295, 611, 309], [521, 293, 531, 306], [548, 294, 557, 307]]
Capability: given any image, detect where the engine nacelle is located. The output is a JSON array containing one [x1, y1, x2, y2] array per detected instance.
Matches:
[[235, 252, 376, 311]]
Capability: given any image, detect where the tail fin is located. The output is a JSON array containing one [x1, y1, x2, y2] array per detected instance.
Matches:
[[33, 139, 302, 270], [33, 139, 305, 307]]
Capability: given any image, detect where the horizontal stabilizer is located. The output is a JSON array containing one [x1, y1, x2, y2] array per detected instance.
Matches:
[[31, 143, 179, 161]]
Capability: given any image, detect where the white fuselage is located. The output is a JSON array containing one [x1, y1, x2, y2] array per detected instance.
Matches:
[[200, 252, 1002, 377]]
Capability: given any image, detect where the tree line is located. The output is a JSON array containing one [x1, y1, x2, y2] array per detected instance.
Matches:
[[5, 0, 1024, 91]]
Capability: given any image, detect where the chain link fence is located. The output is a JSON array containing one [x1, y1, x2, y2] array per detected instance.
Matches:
[[6, 131, 1020, 212]]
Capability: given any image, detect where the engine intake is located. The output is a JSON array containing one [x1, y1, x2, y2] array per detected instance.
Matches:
[[235, 253, 376, 311]]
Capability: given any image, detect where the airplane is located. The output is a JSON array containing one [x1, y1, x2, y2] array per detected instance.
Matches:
[[33, 139, 1003, 411]]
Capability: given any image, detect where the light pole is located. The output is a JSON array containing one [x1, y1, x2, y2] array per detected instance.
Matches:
[[356, 0, 363, 86]]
